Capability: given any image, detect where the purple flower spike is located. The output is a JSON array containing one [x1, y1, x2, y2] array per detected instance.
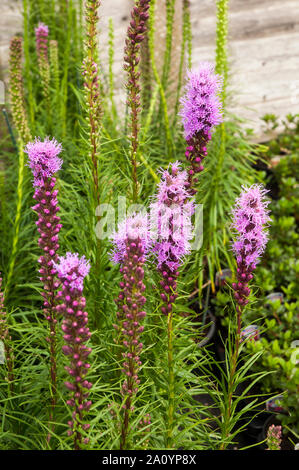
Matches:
[[25, 137, 63, 187], [35, 22, 49, 63], [54, 252, 92, 450], [26, 137, 63, 427], [179, 63, 223, 194], [231, 184, 271, 310], [111, 212, 150, 265], [111, 212, 150, 449], [151, 162, 194, 314], [53, 252, 90, 292], [180, 63, 223, 140]]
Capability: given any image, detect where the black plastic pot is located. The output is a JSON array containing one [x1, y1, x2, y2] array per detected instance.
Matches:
[[265, 292, 284, 306], [197, 310, 216, 347], [215, 268, 233, 288]]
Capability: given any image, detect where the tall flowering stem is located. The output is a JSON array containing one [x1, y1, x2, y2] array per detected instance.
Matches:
[[231, 184, 271, 337], [35, 23, 51, 114], [179, 63, 222, 195], [25, 137, 63, 437], [49, 40, 60, 115], [9, 36, 31, 143], [0, 276, 14, 391], [111, 213, 149, 450], [221, 184, 270, 449], [124, 0, 150, 203], [82, 0, 101, 206], [151, 162, 194, 448], [54, 253, 92, 450]]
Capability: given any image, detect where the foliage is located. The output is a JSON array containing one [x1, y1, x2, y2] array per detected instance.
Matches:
[[0, 0, 297, 451]]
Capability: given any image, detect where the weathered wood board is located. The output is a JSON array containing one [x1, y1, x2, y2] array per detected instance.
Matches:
[[0, 0, 298, 140]]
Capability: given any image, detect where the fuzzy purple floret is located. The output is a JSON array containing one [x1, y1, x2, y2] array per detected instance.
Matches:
[[151, 161, 194, 272], [179, 62, 223, 140], [35, 22, 49, 37], [53, 252, 90, 292], [25, 137, 63, 187], [110, 212, 151, 265], [232, 184, 271, 268]]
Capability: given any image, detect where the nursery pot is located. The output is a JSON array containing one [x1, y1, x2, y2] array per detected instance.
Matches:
[[197, 310, 216, 347], [265, 292, 284, 306], [244, 411, 273, 441], [215, 268, 232, 288]]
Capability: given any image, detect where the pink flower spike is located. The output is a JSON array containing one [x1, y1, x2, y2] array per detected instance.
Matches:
[[25, 137, 63, 187]]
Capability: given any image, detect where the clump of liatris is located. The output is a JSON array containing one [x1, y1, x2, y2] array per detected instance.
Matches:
[[151, 161, 194, 315], [231, 184, 271, 316], [124, 0, 150, 202], [111, 212, 150, 449], [267, 424, 282, 450], [54, 252, 92, 449], [9, 36, 31, 143], [35, 23, 50, 107], [179, 63, 222, 194], [82, 0, 101, 204], [0, 276, 14, 388], [25, 137, 63, 416]]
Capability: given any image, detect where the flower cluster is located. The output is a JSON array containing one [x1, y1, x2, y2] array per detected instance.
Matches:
[[267, 424, 282, 451], [9, 36, 31, 142], [26, 137, 63, 187], [151, 162, 194, 315], [179, 63, 222, 194], [35, 23, 49, 63], [231, 184, 270, 310], [54, 253, 92, 449], [25, 137, 63, 407], [124, 0, 150, 201], [111, 212, 149, 449]]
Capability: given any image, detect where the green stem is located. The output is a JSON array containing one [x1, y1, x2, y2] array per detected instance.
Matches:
[[162, 0, 176, 91], [148, 0, 173, 158], [220, 306, 242, 450], [5, 144, 25, 298], [23, 0, 35, 131], [166, 311, 175, 448]]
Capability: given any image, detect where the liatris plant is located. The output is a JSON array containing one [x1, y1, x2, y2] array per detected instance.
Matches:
[[0, 276, 14, 390], [151, 161, 194, 316], [53, 252, 92, 450], [151, 161, 194, 448], [25, 137, 63, 434], [35, 23, 51, 111], [267, 424, 282, 450], [82, 0, 101, 206], [111, 212, 150, 450], [124, 0, 150, 203], [9, 36, 31, 143], [220, 184, 271, 449], [231, 184, 271, 331], [179, 63, 222, 195]]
